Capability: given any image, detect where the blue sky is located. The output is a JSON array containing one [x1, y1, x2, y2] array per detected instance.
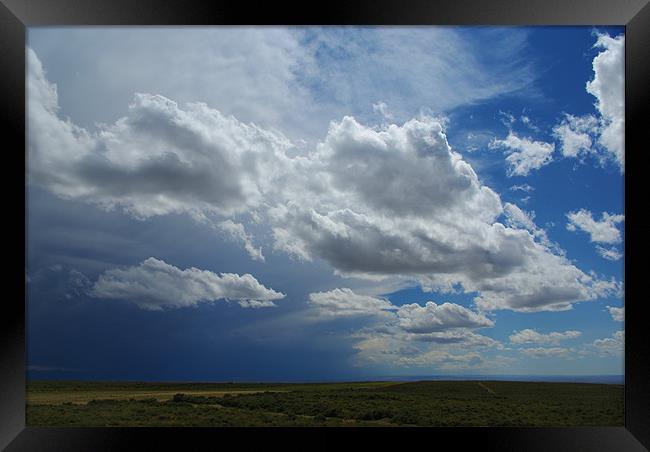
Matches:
[[26, 26, 624, 381]]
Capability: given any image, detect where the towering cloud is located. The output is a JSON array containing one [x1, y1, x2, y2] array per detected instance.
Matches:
[[552, 33, 625, 169], [586, 33, 625, 167], [28, 47, 293, 220]]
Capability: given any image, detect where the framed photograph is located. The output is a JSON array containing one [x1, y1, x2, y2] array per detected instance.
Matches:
[[1, 0, 648, 450]]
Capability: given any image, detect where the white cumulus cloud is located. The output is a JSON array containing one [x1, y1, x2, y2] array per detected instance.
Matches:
[[566, 209, 624, 244], [606, 306, 624, 322], [596, 246, 623, 261], [29, 47, 621, 314], [397, 301, 494, 333], [218, 220, 265, 262], [90, 257, 285, 310], [586, 33, 625, 168], [552, 114, 599, 158], [351, 332, 488, 370], [372, 101, 393, 120], [308, 288, 396, 318], [502, 203, 559, 252], [490, 132, 555, 176], [519, 347, 571, 358], [309, 288, 503, 367], [592, 330, 624, 355], [551, 33, 624, 170], [28, 47, 293, 221], [509, 329, 581, 345], [509, 183, 534, 192]]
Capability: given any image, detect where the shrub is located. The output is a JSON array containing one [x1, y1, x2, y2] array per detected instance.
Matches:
[[322, 408, 340, 418], [392, 412, 419, 425], [172, 393, 189, 403], [359, 409, 394, 421]]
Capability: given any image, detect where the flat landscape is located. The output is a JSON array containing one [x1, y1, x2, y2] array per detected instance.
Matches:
[[26, 380, 624, 427]]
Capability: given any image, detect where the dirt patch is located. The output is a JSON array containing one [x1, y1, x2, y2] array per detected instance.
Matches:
[[27, 390, 286, 405], [477, 382, 497, 396]]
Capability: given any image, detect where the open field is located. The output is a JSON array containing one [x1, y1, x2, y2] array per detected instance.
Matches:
[[26, 380, 624, 427]]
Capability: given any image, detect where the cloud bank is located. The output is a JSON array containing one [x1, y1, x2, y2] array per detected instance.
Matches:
[[307, 287, 501, 367]]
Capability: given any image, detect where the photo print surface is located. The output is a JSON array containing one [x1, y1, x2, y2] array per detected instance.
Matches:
[[26, 26, 625, 427]]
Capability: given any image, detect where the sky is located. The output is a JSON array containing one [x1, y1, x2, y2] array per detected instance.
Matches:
[[26, 26, 625, 382]]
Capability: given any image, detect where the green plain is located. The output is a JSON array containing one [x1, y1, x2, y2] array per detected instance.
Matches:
[[26, 380, 624, 427]]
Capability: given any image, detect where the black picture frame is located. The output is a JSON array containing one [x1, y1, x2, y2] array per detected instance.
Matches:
[[1, 0, 648, 450]]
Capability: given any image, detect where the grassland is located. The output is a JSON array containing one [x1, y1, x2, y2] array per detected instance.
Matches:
[[26, 380, 624, 427]]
